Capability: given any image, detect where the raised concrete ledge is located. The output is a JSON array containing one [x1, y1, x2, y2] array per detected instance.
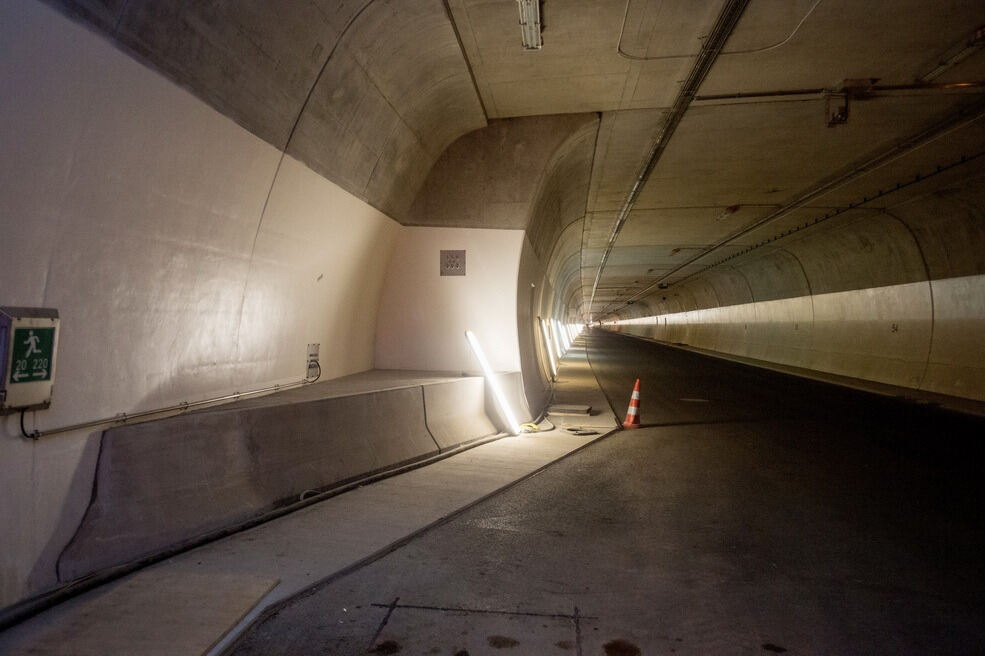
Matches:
[[0, 342, 611, 655], [485, 371, 534, 429], [56, 372, 503, 583], [424, 378, 497, 450]]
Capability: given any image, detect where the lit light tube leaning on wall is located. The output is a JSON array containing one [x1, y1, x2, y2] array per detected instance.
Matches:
[[465, 330, 522, 435]]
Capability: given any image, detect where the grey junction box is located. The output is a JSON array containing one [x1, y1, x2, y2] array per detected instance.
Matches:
[[1, 307, 60, 414]]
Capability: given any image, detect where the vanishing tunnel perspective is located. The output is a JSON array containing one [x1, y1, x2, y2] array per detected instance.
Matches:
[[1, 0, 984, 653]]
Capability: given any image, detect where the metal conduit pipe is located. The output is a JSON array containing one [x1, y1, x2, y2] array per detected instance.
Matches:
[[693, 81, 985, 104], [13, 2, 385, 440], [599, 97, 985, 317], [20, 377, 316, 440], [587, 0, 751, 321], [616, 0, 823, 61], [681, 148, 985, 282], [17, 3, 380, 443]]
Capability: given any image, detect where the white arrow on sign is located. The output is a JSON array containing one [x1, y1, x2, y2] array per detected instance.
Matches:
[[32, 369, 47, 378], [12, 371, 28, 382]]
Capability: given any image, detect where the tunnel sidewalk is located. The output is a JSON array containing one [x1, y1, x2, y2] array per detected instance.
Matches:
[[0, 339, 616, 656]]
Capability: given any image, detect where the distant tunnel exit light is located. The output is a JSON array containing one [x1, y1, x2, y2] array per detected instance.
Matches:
[[465, 330, 522, 436]]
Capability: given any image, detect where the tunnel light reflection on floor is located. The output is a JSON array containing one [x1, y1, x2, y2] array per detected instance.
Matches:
[[465, 330, 522, 435]]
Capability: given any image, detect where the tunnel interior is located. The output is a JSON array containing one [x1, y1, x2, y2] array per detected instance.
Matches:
[[1, 0, 984, 621]]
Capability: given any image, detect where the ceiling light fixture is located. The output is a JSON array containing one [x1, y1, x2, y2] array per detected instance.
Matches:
[[517, 0, 543, 50]]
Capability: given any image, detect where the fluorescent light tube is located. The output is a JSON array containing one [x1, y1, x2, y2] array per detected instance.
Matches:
[[517, 0, 542, 50], [466, 330, 522, 435]]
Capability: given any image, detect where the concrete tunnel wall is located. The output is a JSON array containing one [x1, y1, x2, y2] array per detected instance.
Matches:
[[0, 2, 530, 610], [5, 0, 979, 618], [375, 226, 523, 374], [516, 121, 601, 412], [403, 109, 602, 415], [41, 0, 489, 222], [610, 176, 985, 401]]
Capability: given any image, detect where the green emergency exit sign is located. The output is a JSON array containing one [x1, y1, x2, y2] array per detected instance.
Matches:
[[10, 327, 55, 384], [1, 307, 59, 415]]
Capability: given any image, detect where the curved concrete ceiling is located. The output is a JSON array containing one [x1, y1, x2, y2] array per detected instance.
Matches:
[[405, 113, 598, 228], [48, 0, 985, 320], [48, 0, 487, 219]]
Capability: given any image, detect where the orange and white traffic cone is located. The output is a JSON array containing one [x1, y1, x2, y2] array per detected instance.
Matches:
[[622, 378, 641, 428]]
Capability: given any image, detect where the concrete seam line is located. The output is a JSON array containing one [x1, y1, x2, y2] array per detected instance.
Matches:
[[581, 332, 622, 422], [0, 428, 507, 632], [880, 208, 937, 393], [574, 115, 603, 314], [420, 385, 442, 451], [604, 106, 985, 317], [608, 329, 985, 418], [440, 0, 489, 121], [665, 148, 985, 294], [236, 0, 382, 350], [598, 146, 985, 321], [54, 432, 108, 583], [367, 597, 400, 651], [588, 0, 752, 320], [218, 428, 619, 655]]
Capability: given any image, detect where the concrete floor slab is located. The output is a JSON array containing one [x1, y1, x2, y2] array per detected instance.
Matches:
[[229, 330, 985, 655], [0, 570, 278, 656], [0, 341, 615, 655]]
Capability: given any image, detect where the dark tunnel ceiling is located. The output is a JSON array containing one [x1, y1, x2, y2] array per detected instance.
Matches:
[[46, 0, 985, 320]]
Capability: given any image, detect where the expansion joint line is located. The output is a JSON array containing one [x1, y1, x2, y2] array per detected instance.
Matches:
[[368, 597, 400, 650], [587, 0, 751, 322], [597, 97, 985, 317]]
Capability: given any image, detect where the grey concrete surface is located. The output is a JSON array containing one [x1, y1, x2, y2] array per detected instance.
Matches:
[[45, 0, 487, 220], [616, 332, 985, 419], [484, 371, 537, 434], [230, 329, 985, 655], [424, 379, 497, 450], [9, 0, 985, 621], [404, 114, 598, 230], [0, 570, 279, 656], [612, 171, 985, 402], [57, 373, 501, 582], [0, 340, 614, 655], [38, 0, 985, 401]]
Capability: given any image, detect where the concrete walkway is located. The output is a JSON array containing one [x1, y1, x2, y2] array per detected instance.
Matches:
[[0, 340, 615, 655], [229, 329, 985, 655]]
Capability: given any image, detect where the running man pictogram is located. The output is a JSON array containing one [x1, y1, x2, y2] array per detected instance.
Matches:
[[23, 330, 41, 357]]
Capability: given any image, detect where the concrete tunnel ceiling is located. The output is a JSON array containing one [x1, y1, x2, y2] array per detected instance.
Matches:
[[9, 0, 985, 632], [46, 0, 985, 323]]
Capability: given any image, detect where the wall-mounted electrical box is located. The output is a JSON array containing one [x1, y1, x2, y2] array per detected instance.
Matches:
[[1, 307, 60, 415], [306, 343, 320, 381], [440, 249, 466, 276]]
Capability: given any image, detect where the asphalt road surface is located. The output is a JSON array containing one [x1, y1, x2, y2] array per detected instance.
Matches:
[[231, 329, 985, 655]]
